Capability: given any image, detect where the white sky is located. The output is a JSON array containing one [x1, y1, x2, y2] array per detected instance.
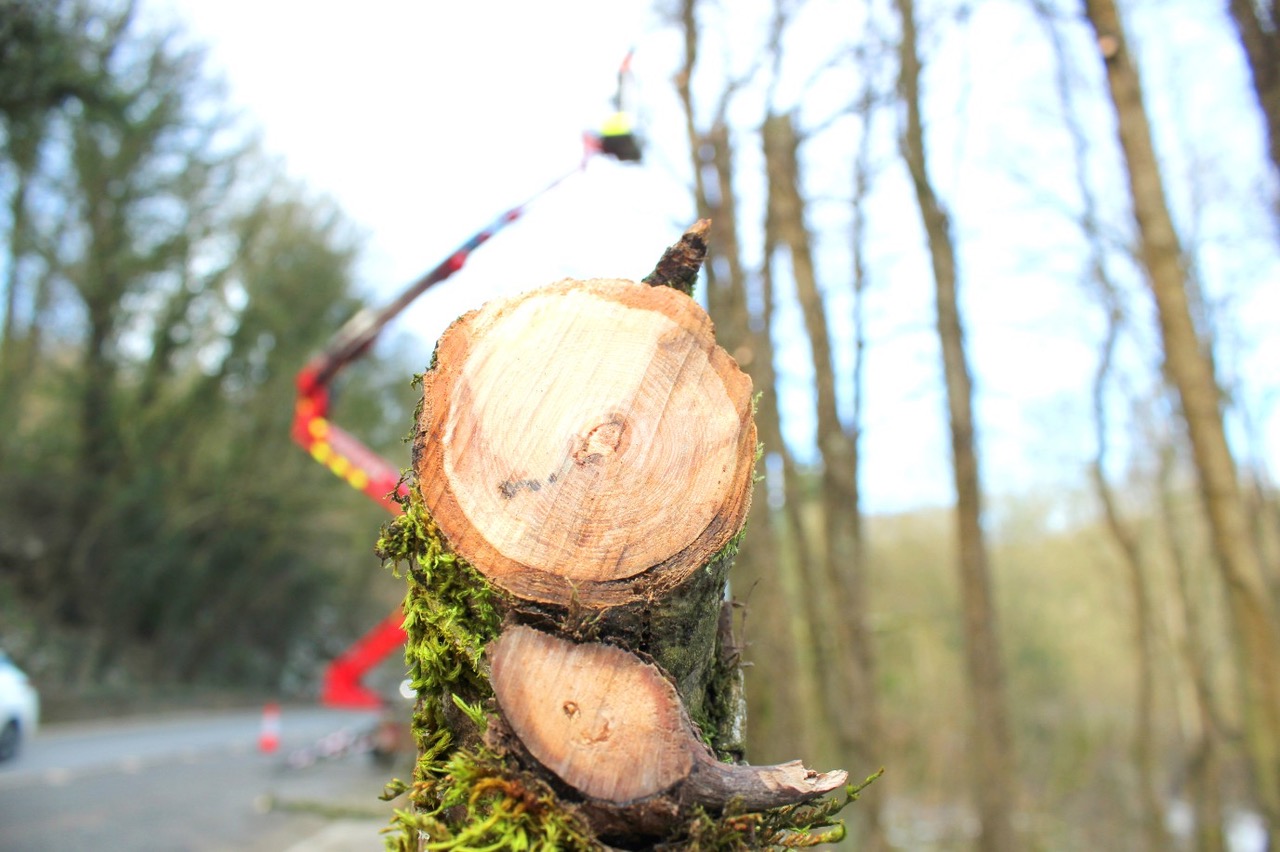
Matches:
[[149, 0, 1280, 517], [155, 0, 686, 297]]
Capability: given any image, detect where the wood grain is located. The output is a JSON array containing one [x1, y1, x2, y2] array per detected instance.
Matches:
[[416, 278, 754, 607]]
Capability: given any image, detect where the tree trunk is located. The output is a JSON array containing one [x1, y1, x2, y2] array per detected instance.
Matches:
[[1226, 0, 1280, 203], [893, 0, 1018, 848], [674, 0, 823, 765], [380, 232, 853, 849], [1084, 0, 1280, 841], [0, 120, 40, 444], [1035, 4, 1181, 842], [762, 110, 887, 850], [705, 119, 822, 763]]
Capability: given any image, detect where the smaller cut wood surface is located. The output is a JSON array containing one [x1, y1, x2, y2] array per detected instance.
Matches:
[[490, 625, 693, 804], [489, 625, 850, 813], [416, 278, 755, 606]]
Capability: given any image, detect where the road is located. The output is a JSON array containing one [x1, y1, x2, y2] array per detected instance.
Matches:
[[0, 706, 406, 852]]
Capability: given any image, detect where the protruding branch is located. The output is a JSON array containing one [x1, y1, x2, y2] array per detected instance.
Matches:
[[642, 219, 711, 296], [686, 755, 848, 811]]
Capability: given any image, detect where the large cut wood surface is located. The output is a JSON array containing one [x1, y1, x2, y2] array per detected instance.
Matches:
[[416, 278, 755, 606]]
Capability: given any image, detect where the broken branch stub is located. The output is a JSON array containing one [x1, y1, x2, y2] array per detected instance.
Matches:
[[642, 218, 711, 295]]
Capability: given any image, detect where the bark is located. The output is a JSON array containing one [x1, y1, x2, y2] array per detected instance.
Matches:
[[642, 219, 710, 296], [761, 111, 886, 848], [1084, 0, 1280, 840], [674, 0, 818, 764], [893, 0, 1018, 848], [393, 241, 851, 848]]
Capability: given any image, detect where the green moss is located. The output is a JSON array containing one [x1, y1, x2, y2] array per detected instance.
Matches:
[[375, 480, 871, 850], [376, 484, 507, 850], [382, 747, 596, 852]]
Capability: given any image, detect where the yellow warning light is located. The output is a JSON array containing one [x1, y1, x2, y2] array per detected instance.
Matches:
[[330, 455, 351, 478]]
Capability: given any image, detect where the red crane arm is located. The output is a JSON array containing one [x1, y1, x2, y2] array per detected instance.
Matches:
[[318, 611, 409, 709], [295, 50, 643, 707], [291, 167, 592, 708]]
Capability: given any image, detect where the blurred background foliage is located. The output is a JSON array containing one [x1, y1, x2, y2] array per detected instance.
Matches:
[[3, 0, 1280, 850], [0, 0, 414, 702]]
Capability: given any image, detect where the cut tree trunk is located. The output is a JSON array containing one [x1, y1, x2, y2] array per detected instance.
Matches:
[[382, 227, 853, 850], [413, 276, 756, 721]]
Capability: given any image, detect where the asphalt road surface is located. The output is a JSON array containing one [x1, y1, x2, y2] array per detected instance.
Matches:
[[0, 706, 406, 851]]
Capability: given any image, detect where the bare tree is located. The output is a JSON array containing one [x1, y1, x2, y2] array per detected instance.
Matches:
[[1029, 4, 1171, 843], [1083, 0, 1280, 841], [1225, 0, 1280, 205], [673, 0, 821, 762], [892, 0, 1018, 848], [0, 0, 112, 466], [761, 110, 886, 850], [848, 67, 888, 852]]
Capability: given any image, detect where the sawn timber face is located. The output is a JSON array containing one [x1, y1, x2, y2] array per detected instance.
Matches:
[[415, 277, 756, 610], [487, 625, 848, 839]]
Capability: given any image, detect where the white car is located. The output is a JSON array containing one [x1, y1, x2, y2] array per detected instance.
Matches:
[[0, 649, 39, 762]]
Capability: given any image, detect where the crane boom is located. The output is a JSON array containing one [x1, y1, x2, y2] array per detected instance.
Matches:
[[293, 141, 647, 706], [294, 50, 643, 708], [290, 167, 587, 707]]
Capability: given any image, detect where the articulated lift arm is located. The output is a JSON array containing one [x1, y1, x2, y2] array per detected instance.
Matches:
[[291, 171, 579, 708]]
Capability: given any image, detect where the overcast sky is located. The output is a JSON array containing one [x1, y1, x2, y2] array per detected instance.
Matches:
[[148, 0, 1280, 517], [154, 0, 687, 314]]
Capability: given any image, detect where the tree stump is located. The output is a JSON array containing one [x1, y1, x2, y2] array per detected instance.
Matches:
[[378, 224, 855, 850]]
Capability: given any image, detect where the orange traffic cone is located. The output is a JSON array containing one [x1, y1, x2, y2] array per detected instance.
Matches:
[[258, 701, 282, 754]]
